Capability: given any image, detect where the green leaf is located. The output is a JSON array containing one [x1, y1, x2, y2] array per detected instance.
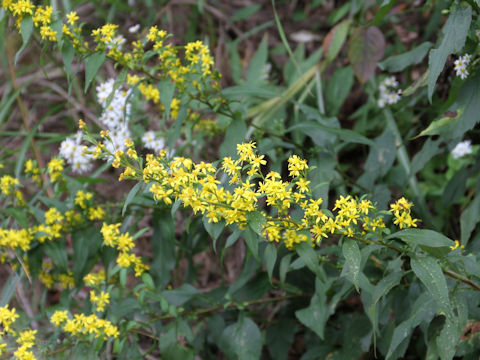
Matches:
[[341, 239, 361, 290], [15, 15, 33, 64], [427, 5, 471, 101], [219, 316, 262, 360], [84, 51, 106, 92], [219, 116, 247, 158], [325, 67, 354, 115], [122, 182, 143, 216], [163, 284, 199, 306], [159, 80, 176, 119], [296, 242, 324, 280], [243, 227, 260, 261], [289, 120, 376, 147], [323, 19, 351, 63], [411, 138, 442, 174], [386, 229, 453, 258], [386, 293, 435, 359], [44, 242, 68, 272], [72, 228, 102, 286], [410, 256, 452, 317], [368, 0, 396, 27], [246, 35, 268, 84], [264, 243, 277, 283], [266, 319, 296, 360], [460, 192, 480, 245], [246, 211, 266, 236], [231, 4, 262, 22], [437, 316, 461, 360], [62, 41, 75, 82], [442, 167, 467, 207], [222, 85, 279, 99], [295, 293, 329, 339], [379, 42, 432, 73], [348, 26, 386, 83], [202, 217, 225, 242]]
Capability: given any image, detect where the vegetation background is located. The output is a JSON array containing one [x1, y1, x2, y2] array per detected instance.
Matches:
[[1, 0, 480, 359]]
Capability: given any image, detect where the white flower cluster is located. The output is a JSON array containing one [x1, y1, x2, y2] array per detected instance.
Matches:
[[377, 76, 400, 108], [453, 54, 471, 80], [142, 131, 165, 154], [59, 131, 95, 174], [96, 79, 133, 157], [106, 35, 126, 51], [451, 140, 473, 159]]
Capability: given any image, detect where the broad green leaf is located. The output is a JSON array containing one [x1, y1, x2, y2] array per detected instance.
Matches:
[[246, 35, 268, 83], [219, 116, 247, 158], [62, 41, 75, 82], [411, 138, 442, 174], [202, 217, 224, 241], [348, 26, 386, 83], [358, 128, 396, 189], [325, 67, 354, 115], [296, 242, 324, 280], [163, 284, 199, 306], [231, 4, 262, 22], [44, 242, 68, 272], [243, 227, 260, 261], [279, 253, 292, 285], [264, 243, 277, 283], [222, 85, 279, 99], [437, 316, 461, 360], [266, 319, 296, 360], [295, 293, 329, 339], [150, 209, 176, 287], [289, 120, 376, 147], [365, 271, 403, 335], [460, 192, 480, 245], [122, 181, 143, 216], [72, 228, 102, 286], [410, 256, 452, 317], [84, 51, 105, 92], [417, 72, 480, 139], [386, 293, 435, 359], [246, 211, 266, 236], [427, 5, 471, 101], [386, 229, 453, 258], [15, 15, 33, 64], [379, 42, 432, 73], [219, 316, 262, 360], [442, 167, 467, 207], [159, 80, 176, 119], [228, 254, 261, 295], [167, 103, 187, 149], [323, 19, 351, 63], [341, 239, 361, 290]]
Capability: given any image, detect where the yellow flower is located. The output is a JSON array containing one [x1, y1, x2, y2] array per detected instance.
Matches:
[[66, 11, 79, 25]]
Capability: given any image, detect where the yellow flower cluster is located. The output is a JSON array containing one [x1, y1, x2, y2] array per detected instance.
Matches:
[[84, 269, 106, 286], [0, 175, 19, 195], [101, 223, 149, 276], [47, 158, 64, 183], [24, 160, 41, 185], [50, 310, 119, 339], [90, 290, 110, 312], [389, 197, 418, 229], [109, 141, 419, 250], [0, 305, 38, 360]]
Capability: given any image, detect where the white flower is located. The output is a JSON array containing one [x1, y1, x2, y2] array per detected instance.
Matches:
[[59, 131, 94, 173], [377, 76, 400, 107], [142, 130, 165, 153], [106, 35, 126, 51], [451, 140, 473, 159], [260, 63, 272, 81], [454, 54, 471, 80], [129, 24, 140, 33]]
